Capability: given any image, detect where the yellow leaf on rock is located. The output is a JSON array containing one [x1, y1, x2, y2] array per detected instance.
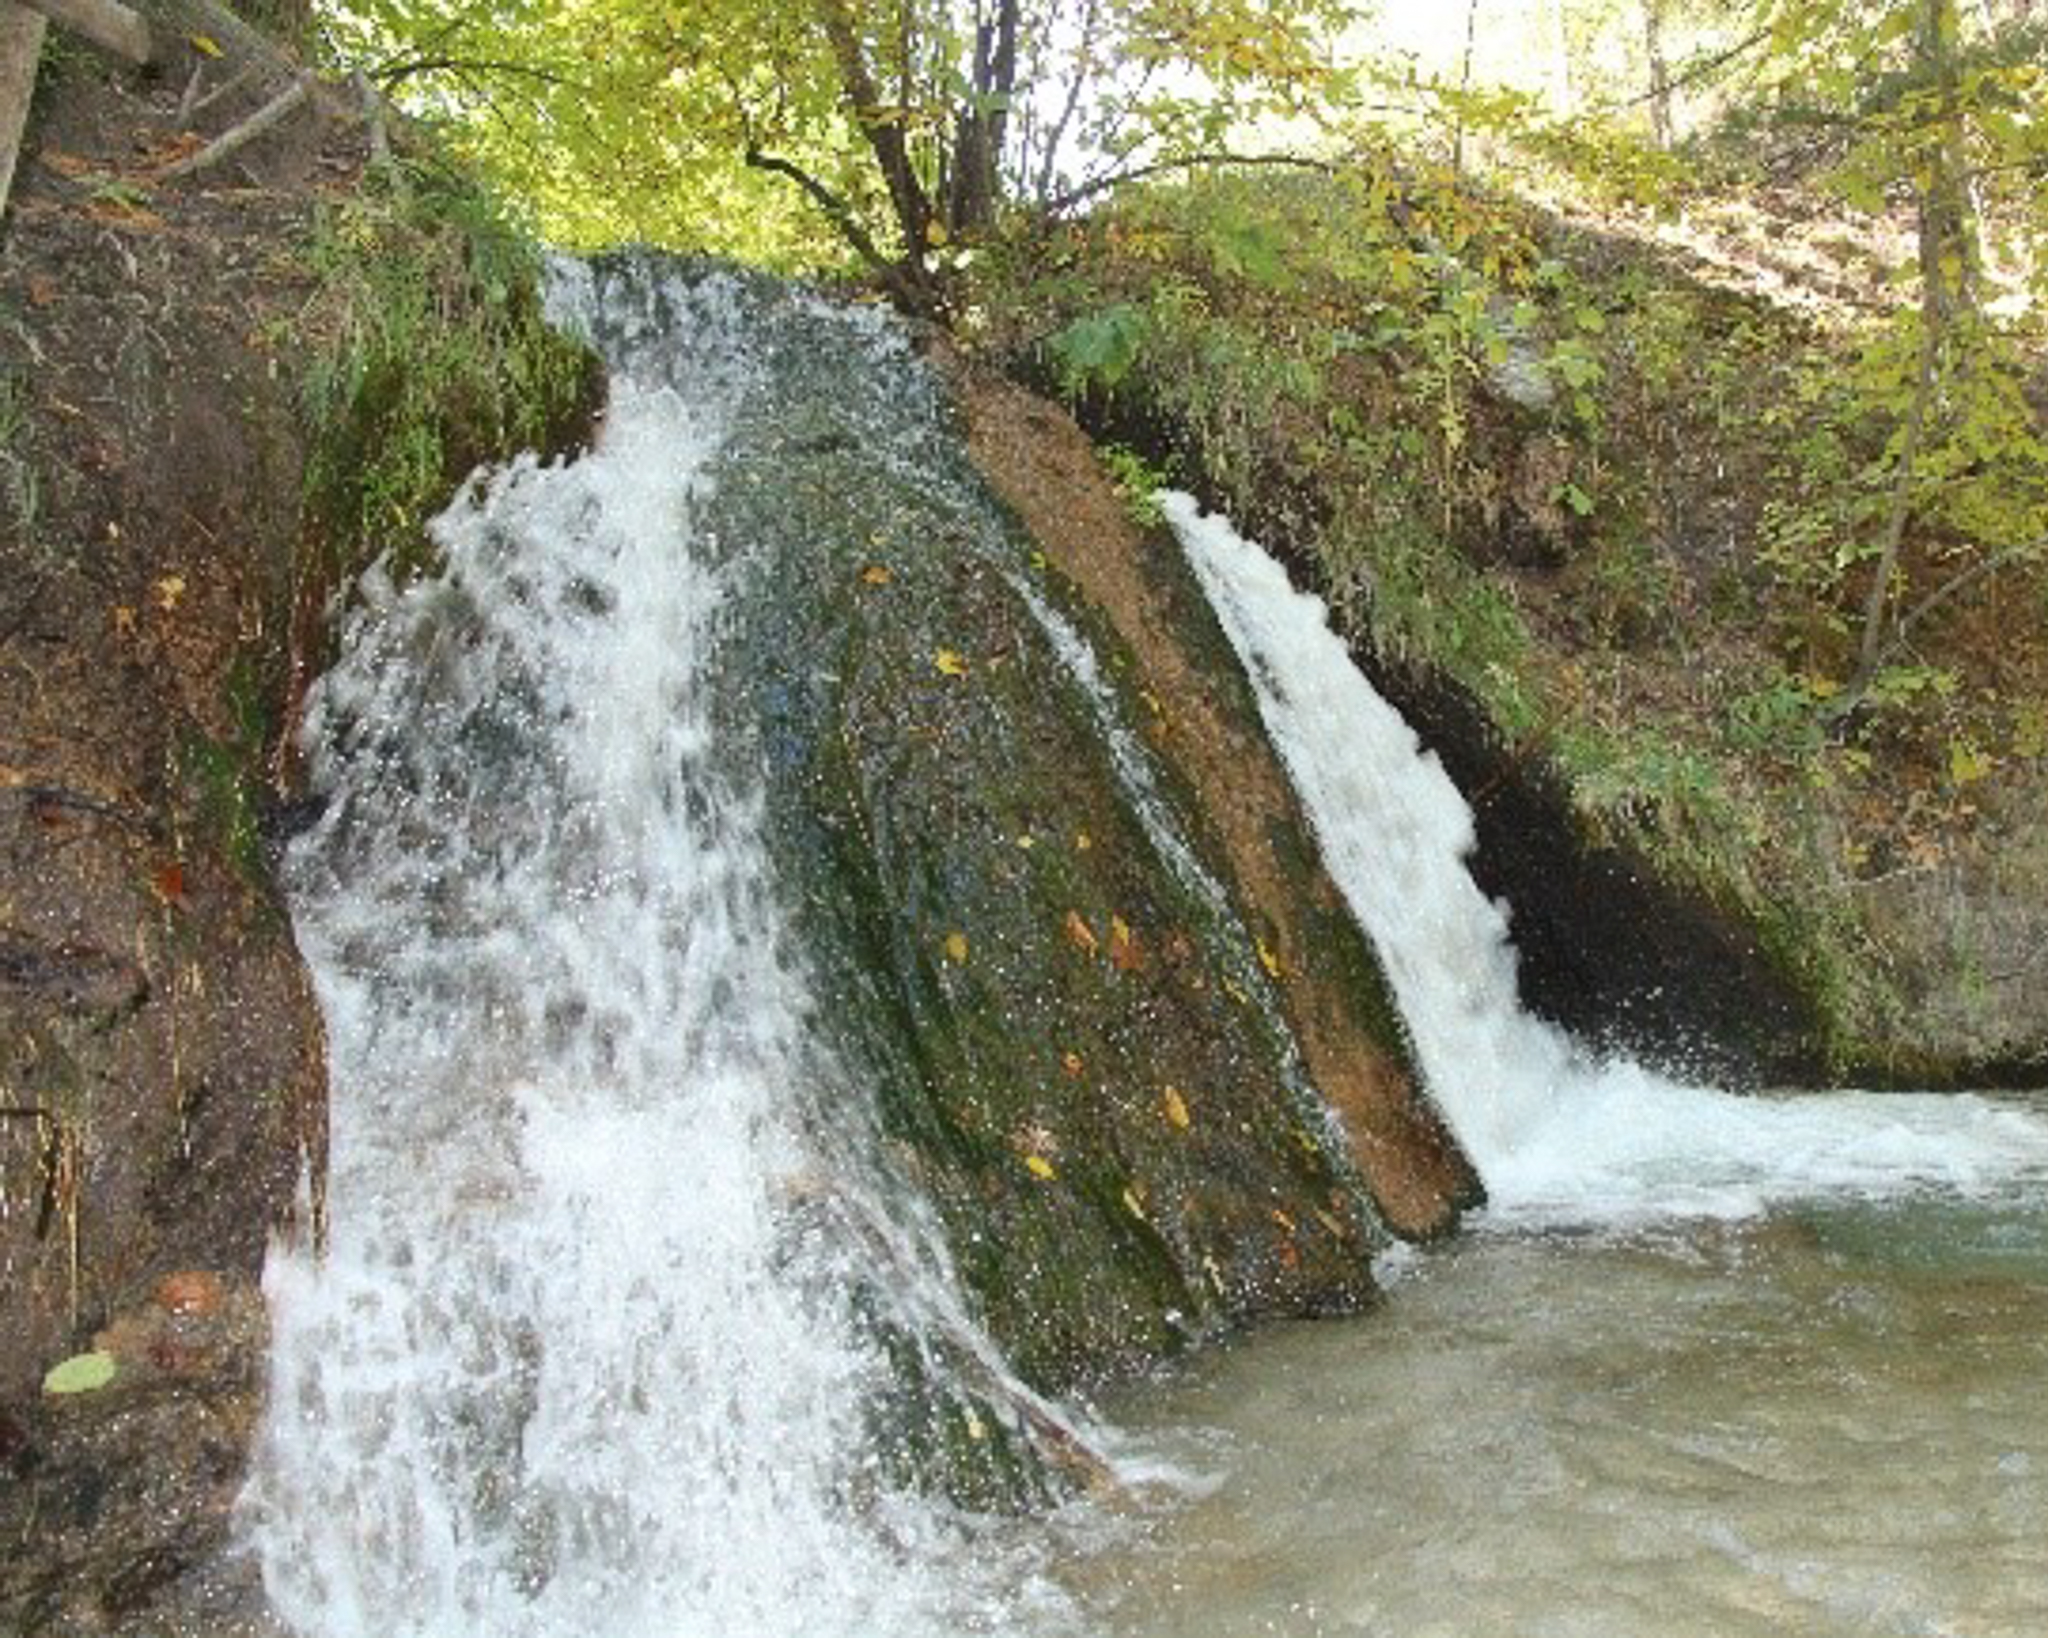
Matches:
[[1024, 1153, 1057, 1181], [1161, 1085, 1190, 1129], [1256, 938, 1283, 978], [944, 931, 969, 964], [1121, 1183, 1148, 1220], [1062, 910, 1098, 956], [861, 564, 892, 586], [190, 33, 223, 57], [934, 648, 969, 677], [1109, 914, 1141, 972], [153, 575, 185, 613]]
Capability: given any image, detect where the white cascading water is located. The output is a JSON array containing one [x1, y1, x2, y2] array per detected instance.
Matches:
[[241, 286, 1059, 1636], [1163, 491, 2048, 1226]]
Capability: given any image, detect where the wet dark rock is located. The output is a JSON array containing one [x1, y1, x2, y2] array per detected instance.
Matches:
[[572, 258, 1474, 1418], [0, 1276, 279, 1637], [0, 929, 150, 1019]]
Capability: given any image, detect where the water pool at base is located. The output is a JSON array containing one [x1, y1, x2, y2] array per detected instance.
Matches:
[[1061, 1184, 2048, 1638]]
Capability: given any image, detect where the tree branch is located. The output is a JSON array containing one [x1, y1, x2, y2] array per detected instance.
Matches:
[[1887, 533, 2045, 651], [1035, 0, 1100, 205], [374, 55, 583, 92], [159, 71, 312, 178], [1045, 150, 1333, 216], [744, 145, 932, 313]]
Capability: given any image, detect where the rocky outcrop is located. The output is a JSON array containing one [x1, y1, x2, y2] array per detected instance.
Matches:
[[567, 260, 1475, 1405]]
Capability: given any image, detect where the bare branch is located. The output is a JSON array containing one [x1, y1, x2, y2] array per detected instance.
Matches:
[[1045, 150, 1334, 216], [159, 72, 312, 179], [744, 145, 933, 313]]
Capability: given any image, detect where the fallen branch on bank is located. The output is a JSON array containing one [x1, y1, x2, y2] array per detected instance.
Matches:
[[158, 69, 310, 177]]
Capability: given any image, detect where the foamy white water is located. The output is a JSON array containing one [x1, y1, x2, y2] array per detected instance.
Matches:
[[1162, 491, 2048, 1226], [241, 279, 1064, 1637]]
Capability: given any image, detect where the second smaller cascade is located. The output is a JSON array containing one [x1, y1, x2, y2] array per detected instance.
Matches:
[[1162, 491, 2048, 1226]]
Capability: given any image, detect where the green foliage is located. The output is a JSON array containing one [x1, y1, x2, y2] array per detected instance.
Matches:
[[1046, 304, 1150, 397], [296, 164, 598, 588], [319, 0, 1357, 296], [1097, 442, 1177, 525]]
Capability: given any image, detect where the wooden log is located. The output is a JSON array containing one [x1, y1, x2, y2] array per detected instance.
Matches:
[[0, 2, 47, 226], [22, 0, 151, 66], [158, 68, 306, 177]]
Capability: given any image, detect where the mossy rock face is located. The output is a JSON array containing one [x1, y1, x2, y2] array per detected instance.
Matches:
[[574, 256, 1468, 1396]]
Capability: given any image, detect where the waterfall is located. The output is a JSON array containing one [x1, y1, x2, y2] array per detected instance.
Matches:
[[1163, 493, 2048, 1227], [241, 269, 1064, 1637]]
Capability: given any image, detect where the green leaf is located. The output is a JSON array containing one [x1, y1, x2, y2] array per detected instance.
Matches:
[[43, 1351, 118, 1396]]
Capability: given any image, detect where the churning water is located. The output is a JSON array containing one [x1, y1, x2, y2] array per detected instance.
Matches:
[[1063, 1194, 2048, 1636]]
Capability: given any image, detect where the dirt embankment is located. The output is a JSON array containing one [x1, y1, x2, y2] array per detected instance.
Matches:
[[1, 33, 352, 1633]]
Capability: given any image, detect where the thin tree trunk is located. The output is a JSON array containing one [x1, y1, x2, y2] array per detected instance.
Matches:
[[947, 0, 1018, 235], [1847, 314, 1939, 698], [1643, 0, 1672, 148], [1839, 0, 1980, 705], [817, 0, 933, 256], [1452, 0, 1479, 177], [1916, 0, 1977, 324]]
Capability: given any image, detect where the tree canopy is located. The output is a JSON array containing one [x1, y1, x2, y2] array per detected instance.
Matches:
[[325, 0, 1356, 305]]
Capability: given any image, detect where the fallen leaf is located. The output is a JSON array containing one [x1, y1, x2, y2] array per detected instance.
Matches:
[[151, 863, 188, 909], [1015, 833, 1035, 849], [1161, 1085, 1191, 1129], [860, 564, 892, 586], [1074, 829, 1092, 851], [26, 274, 57, 307], [1256, 937, 1284, 978], [42, 1351, 118, 1396], [189, 32, 223, 56], [1109, 914, 1142, 972], [1024, 1153, 1057, 1181], [943, 930, 969, 965], [153, 574, 185, 613], [111, 606, 137, 637], [1269, 1208, 1297, 1235], [933, 648, 969, 677], [1062, 909, 1098, 956], [154, 1269, 223, 1317], [1060, 1050, 1084, 1076], [1121, 1183, 1149, 1220]]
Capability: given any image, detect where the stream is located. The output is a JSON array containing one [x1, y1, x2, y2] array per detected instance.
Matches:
[[241, 262, 2048, 1637], [1060, 1187, 2048, 1636]]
